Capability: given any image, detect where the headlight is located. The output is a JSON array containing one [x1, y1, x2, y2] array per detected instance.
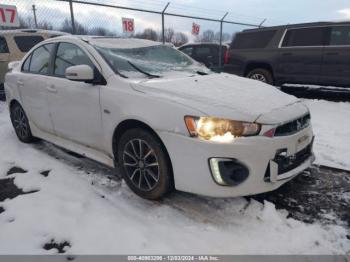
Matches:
[[184, 116, 261, 142]]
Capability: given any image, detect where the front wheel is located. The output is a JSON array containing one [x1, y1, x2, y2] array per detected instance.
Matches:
[[246, 68, 274, 85], [10, 102, 35, 143], [117, 128, 174, 200]]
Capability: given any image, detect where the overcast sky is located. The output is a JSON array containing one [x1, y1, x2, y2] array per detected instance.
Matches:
[[5, 0, 350, 39]]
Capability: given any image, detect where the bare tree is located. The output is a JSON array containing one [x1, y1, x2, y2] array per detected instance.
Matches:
[[60, 19, 88, 35], [172, 32, 188, 47], [195, 29, 215, 43], [18, 16, 30, 28], [37, 21, 53, 30], [89, 27, 115, 36], [135, 28, 159, 41], [214, 32, 231, 43], [163, 28, 175, 43]]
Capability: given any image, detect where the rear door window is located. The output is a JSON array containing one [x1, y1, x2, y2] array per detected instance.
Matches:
[[28, 44, 54, 74], [0, 36, 9, 53], [14, 35, 45, 52], [282, 27, 328, 47], [329, 26, 350, 46], [22, 54, 31, 72], [231, 30, 276, 49]]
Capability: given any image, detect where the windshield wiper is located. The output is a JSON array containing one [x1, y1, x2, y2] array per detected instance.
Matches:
[[196, 71, 208, 75], [115, 68, 128, 79], [127, 61, 160, 79]]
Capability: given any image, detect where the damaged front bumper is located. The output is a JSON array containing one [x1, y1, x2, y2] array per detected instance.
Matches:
[[158, 125, 315, 198]]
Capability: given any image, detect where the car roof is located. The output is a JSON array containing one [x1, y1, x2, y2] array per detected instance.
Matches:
[[0, 29, 70, 35], [241, 21, 350, 33], [51, 35, 163, 49]]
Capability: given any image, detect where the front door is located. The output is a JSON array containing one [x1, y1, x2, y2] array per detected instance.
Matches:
[[46, 42, 104, 150], [276, 27, 327, 85]]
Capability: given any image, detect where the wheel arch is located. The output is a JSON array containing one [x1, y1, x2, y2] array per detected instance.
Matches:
[[112, 119, 174, 175], [9, 99, 21, 110], [244, 62, 274, 77]]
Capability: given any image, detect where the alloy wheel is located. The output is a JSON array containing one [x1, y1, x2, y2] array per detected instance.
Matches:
[[250, 73, 267, 83], [122, 138, 160, 191], [12, 106, 29, 140]]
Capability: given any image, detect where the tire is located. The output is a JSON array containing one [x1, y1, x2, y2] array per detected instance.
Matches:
[[0, 84, 5, 101], [117, 128, 174, 200], [10, 102, 35, 143], [246, 68, 274, 85]]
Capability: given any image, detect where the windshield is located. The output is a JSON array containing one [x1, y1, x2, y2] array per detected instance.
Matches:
[[95, 44, 211, 78]]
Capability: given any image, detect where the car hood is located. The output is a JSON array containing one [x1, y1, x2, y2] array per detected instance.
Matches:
[[132, 73, 303, 124]]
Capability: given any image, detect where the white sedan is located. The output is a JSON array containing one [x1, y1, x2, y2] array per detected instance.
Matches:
[[4, 36, 314, 200]]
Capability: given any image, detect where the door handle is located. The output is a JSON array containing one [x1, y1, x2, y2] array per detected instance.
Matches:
[[46, 85, 57, 93], [282, 52, 292, 56], [17, 80, 24, 87]]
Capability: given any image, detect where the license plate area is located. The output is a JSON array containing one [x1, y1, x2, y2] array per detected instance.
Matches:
[[277, 137, 314, 175]]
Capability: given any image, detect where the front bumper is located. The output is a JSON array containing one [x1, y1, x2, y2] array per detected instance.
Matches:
[[158, 125, 314, 197]]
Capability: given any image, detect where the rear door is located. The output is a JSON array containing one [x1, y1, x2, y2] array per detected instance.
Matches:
[[320, 25, 350, 86], [276, 27, 327, 84], [18, 43, 55, 133]]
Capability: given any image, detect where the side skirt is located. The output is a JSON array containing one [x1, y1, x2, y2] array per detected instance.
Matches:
[[30, 121, 115, 168]]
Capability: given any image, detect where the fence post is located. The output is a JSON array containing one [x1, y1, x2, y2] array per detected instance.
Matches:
[[219, 12, 228, 68], [32, 5, 38, 28], [161, 2, 170, 44], [69, 0, 76, 34]]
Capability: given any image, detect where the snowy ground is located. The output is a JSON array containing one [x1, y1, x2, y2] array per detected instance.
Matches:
[[304, 99, 350, 171], [0, 100, 349, 255]]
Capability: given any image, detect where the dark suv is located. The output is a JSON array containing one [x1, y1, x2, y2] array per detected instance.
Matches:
[[178, 43, 230, 71], [226, 22, 350, 87]]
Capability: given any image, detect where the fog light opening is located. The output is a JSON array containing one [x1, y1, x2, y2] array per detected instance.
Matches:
[[209, 158, 227, 186], [209, 158, 249, 186]]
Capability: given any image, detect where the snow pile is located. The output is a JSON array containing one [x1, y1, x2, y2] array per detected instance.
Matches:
[[0, 101, 349, 254], [305, 99, 350, 171]]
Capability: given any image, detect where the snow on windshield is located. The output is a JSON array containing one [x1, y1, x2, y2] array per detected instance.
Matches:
[[95, 45, 209, 78]]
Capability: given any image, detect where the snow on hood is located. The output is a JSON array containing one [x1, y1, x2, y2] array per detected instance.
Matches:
[[132, 73, 299, 122]]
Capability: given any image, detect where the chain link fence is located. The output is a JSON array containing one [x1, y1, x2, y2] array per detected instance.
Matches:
[[0, 0, 265, 63]]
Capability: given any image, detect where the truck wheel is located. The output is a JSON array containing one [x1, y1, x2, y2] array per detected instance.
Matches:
[[247, 68, 274, 85], [117, 128, 174, 200]]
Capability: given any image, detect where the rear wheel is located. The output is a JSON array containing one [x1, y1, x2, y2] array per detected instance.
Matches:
[[246, 68, 274, 85], [10, 102, 35, 143], [117, 128, 173, 200]]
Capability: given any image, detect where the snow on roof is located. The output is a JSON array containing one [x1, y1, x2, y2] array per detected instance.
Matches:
[[86, 37, 162, 49]]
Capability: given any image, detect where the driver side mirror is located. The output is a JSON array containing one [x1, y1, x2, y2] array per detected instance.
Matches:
[[65, 65, 94, 82]]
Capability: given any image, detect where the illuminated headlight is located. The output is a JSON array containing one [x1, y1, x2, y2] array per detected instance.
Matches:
[[185, 116, 261, 142]]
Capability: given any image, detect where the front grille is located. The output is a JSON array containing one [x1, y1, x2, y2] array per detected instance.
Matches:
[[275, 114, 310, 136], [275, 143, 312, 175], [264, 141, 313, 181]]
